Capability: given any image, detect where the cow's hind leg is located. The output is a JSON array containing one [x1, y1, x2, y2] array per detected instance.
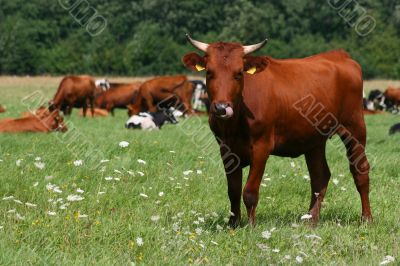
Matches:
[[338, 124, 372, 222], [304, 143, 331, 225]]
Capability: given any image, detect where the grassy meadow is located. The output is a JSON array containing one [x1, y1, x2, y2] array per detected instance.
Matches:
[[0, 76, 399, 265]]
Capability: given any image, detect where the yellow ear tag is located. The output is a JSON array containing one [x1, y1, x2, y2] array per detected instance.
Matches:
[[195, 64, 205, 72], [246, 67, 257, 74]]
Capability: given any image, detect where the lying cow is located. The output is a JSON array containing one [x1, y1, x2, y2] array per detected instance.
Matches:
[[125, 109, 178, 130], [389, 123, 400, 135], [0, 110, 67, 133], [384, 86, 400, 112], [49, 75, 96, 117], [0, 105, 6, 113], [78, 108, 109, 117], [95, 82, 142, 116], [21, 106, 49, 118], [183, 35, 372, 226], [127, 75, 194, 116]]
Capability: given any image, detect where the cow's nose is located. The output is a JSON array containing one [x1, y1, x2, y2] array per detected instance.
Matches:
[[213, 102, 234, 119]]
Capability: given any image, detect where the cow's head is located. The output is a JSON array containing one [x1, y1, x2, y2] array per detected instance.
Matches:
[[182, 35, 268, 119], [41, 110, 68, 133]]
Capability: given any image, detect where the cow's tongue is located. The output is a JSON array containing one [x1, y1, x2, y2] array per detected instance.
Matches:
[[224, 106, 234, 117]]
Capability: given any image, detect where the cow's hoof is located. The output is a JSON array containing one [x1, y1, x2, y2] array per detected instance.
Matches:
[[228, 217, 241, 228]]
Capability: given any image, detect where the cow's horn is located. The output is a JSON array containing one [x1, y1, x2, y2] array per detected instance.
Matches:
[[243, 39, 268, 55], [186, 34, 209, 53]]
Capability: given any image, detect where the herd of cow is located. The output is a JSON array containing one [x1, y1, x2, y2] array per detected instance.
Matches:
[[0, 74, 208, 133], [0, 34, 400, 226]]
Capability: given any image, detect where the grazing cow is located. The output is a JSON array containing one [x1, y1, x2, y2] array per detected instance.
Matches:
[[383, 86, 400, 112], [49, 75, 96, 117], [127, 75, 194, 116], [95, 82, 141, 116], [389, 123, 400, 135], [0, 105, 6, 113], [183, 35, 372, 226], [125, 109, 178, 130], [0, 110, 67, 133]]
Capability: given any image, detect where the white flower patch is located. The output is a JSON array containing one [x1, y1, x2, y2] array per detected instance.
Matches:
[[119, 141, 129, 148], [114, 169, 122, 174], [196, 170, 203, 175], [25, 202, 37, 208], [256, 243, 269, 251], [151, 215, 160, 222], [67, 195, 84, 202], [7, 209, 16, 213], [340, 187, 347, 191], [32, 182, 39, 187], [290, 161, 296, 168], [332, 178, 339, 185], [16, 159, 22, 167], [137, 171, 145, 176], [16, 213, 25, 220], [98, 191, 106, 195], [296, 256, 304, 263], [46, 183, 62, 194], [46, 211, 57, 216], [76, 188, 84, 194], [261, 228, 276, 239], [303, 175, 310, 180], [272, 248, 280, 253], [78, 213, 88, 218], [13, 199, 23, 205], [0, 226, 3, 230], [136, 237, 144, 246], [183, 170, 193, 176], [105, 177, 113, 181], [45, 175, 54, 181], [211, 241, 218, 245], [73, 160, 83, 166], [380, 255, 395, 265], [158, 192, 164, 197], [34, 162, 45, 170], [137, 159, 146, 164], [195, 227, 203, 235], [300, 214, 313, 220], [59, 203, 70, 210], [139, 193, 148, 198], [169, 150, 176, 153], [2, 196, 14, 201], [35, 157, 41, 161], [100, 159, 110, 163]]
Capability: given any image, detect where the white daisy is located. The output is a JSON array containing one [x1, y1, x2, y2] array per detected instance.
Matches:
[[25, 202, 37, 208], [151, 215, 160, 222], [332, 178, 339, 185], [119, 141, 129, 148], [46, 211, 57, 216], [380, 255, 395, 265], [34, 162, 45, 170], [137, 159, 146, 164], [67, 195, 84, 202], [73, 160, 83, 166], [296, 256, 303, 263], [136, 237, 144, 246], [300, 214, 313, 220], [139, 193, 148, 198]]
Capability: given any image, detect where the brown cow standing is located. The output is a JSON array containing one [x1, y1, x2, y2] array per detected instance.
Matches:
[[183, 35, 372, 227], [0, 110, 67, 133], [95, 82, 142, 116], [49, 75, 96, 117], [127, 75, 194, 116], [0, 105, 6, 113]]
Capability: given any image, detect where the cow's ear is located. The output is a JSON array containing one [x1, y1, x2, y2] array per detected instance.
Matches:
[[244, 55, 268, 75], [182, 53, 206, 72]]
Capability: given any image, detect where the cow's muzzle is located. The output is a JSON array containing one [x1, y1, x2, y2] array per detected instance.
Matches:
[[213, 103, 234, 119]]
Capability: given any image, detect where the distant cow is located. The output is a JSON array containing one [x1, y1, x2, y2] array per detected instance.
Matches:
[[95, 82, 142, 116], [0, 110, 67, 133], [384, 86, 400, 112], [49, 75, 96, 117], [125, 109, 178, 130], [366, 89, 386, 110], [0, 105, 6, 113], [389, 123, 400, 135], [78, 108, 109, 117], [21, 106, 48, 118], [127, 75, 194, 116]]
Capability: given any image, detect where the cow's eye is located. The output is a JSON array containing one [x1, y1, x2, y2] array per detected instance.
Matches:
[[235, 72, 243, 81]]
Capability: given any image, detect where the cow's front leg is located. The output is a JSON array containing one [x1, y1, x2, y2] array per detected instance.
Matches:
[[243, 141, 269, 226], [226, 167, 243, 228]]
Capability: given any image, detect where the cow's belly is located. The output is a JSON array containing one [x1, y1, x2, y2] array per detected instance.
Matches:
[[271, 134, 328, 158]]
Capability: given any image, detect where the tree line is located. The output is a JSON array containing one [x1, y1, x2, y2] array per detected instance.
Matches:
[[0, 0, 399, 79]]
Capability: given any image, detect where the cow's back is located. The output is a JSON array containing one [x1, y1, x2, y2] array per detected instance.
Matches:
[[243, 50, 363, 156]]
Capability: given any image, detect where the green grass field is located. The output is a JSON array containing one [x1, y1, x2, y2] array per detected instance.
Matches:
[[0, 77, 399, 265]]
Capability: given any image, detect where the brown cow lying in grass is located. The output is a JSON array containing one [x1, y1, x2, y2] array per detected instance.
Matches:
[[78, 108, 109, 117], [21, 106, 48, 118], [0, 110, 67, 133], [0, 105, 6, 113]]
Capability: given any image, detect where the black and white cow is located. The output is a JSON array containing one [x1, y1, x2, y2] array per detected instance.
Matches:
[[95, 79, 111, 91], [125, 109, 178, 131]]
